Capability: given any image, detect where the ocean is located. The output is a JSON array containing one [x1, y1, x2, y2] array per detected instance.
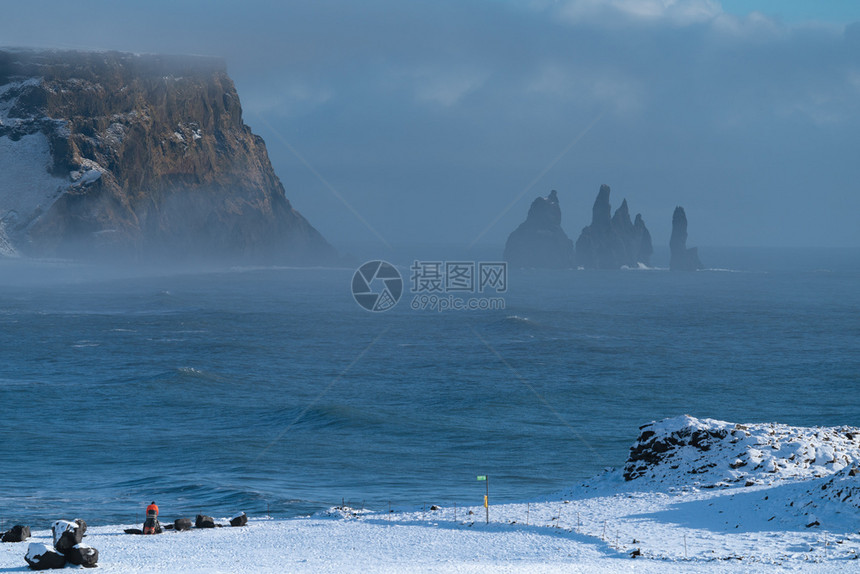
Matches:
[[1, 247, 858, 527]]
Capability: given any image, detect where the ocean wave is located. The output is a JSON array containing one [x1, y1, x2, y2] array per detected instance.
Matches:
[[257, 404, 385, 432], [498, 315, 539, 327], [175, 366, 230, 384], [620, 263, 666, 271]]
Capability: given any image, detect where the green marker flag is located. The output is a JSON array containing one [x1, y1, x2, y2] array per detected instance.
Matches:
[[476, 475, 487, 481]]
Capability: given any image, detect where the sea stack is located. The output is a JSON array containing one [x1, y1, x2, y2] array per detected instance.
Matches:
[[574, 184, 652, 269], [669, 206, 703, 271], [503, 190, 575, 268], [0, 49, 335, 263]]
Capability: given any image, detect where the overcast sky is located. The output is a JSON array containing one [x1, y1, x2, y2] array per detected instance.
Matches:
[[3, 1, 859, 253]]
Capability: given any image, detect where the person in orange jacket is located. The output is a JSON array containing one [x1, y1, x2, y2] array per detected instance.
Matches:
[[143, 501, 162, 534]]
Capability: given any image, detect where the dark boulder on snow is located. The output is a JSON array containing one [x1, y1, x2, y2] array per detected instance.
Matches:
[[504, 190, 576, 268], [195, 514, 217, 528], [229, 512, 248, 527], [575, 185, 652, 269], [669, 206, 703, 271], [174, 518, 193, 531], [65, 543, 99, 567], [51, 520, 83, 555], [1, 524, 30, 542], [73, 519, 87, 536], [24, 542, 66, 570]]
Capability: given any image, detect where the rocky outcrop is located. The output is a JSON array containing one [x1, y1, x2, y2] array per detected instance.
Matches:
[[623, 415, 860, 487], [575, 184, 652, 269], [0, 49, 335, 263], [503, 190, 575, 268], [669, 206, 703, 271]]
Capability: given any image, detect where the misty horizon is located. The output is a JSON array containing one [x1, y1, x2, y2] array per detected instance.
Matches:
[[2, 1, 860, 256]]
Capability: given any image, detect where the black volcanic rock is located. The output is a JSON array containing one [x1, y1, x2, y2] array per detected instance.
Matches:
[[503, 190, 575, 268], [1, 524, 30, 543], [229, 512, 248, 527], [195, 514, 216, 528], [25, 543, 66, 570], [575, 184, 652, 269], [65, 544, 98, 567], [669, 206, 703, 271], [0, 49, 335, 263], [51, 520, 83, 555]]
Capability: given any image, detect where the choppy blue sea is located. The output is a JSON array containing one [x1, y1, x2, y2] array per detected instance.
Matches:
[[1, 247, 858, 526]]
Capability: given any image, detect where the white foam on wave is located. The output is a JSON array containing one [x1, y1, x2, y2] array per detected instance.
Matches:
[[620, 263, 666, 271], [501, 315, 539, 327], [178, 366, 205, 375]]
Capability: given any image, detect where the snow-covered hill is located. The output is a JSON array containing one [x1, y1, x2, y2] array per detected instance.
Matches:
[[624, 415, 860, 488]]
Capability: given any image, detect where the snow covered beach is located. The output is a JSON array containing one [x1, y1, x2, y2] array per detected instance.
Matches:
[[3, 416, 860, 572]]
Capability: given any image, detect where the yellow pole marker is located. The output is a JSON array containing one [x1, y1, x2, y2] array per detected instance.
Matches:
[[477, 475, 489, 524]]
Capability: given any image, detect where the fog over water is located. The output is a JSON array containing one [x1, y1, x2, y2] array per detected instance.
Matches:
[[2, 1, 859, 253]]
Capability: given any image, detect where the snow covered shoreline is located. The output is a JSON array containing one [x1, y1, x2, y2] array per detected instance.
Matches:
[[3, 416, 859, 572]]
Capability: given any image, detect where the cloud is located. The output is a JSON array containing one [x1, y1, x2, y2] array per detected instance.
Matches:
[[527, 63, 643, 114], [557, 0, 722, 27], [410, 66, 491, 107], [243, 81, 333, 118]]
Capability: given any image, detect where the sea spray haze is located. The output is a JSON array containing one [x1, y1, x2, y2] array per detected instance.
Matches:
[[0, 251, 858, 524]]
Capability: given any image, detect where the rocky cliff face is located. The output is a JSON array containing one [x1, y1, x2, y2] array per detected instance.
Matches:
[[0, 49, 334, 263], [669, 206, 703, 271], [575, 184, 652, 269], [503, 190, 575, 268]]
